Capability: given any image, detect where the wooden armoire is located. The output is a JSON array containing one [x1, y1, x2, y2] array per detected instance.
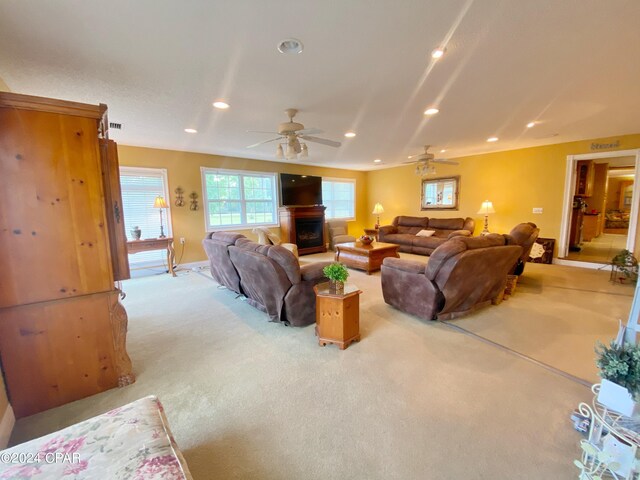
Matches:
[[0, 92, 134, 418]]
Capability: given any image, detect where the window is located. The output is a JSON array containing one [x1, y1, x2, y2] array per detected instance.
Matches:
[[201, 168, 277, 230], [322, 178, 356, 220], [119, 167, 171, 266]]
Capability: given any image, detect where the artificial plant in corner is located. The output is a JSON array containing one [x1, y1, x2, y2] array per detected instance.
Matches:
[[611, 249, 639, 284]]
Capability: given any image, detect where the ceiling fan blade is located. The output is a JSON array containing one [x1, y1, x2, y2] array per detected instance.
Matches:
[[246, 137, 282, 148], [297, 128, 323, 135], [246, 130, 280, 135], [300, 135, 341, 148], [432, 159, 459, 165]]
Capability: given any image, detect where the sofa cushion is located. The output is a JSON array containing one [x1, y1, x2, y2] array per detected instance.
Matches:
[[416, 229, 436, 237], [394, 216, 430, 228], [428, 217, 465, 230], [447, 229, 472, 239], [383, 233, 415, 244], [412, 235, 446, 249]]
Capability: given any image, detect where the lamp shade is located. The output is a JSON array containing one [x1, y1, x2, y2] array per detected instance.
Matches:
[[153, 196, 168, 209], [477, 200, 495, 215], [372, 203, 385, 215]]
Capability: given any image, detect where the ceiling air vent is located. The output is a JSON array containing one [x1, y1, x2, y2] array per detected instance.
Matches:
[[109, 122, 122, 130]]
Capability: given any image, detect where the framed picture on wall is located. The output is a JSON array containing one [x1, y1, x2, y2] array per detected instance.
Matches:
[[528, 237, 555, 264]]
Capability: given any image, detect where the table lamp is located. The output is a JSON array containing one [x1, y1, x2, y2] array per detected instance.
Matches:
[[372, 203, 385, 229], [477, 200, 495, 235], [153, 195, 168, 238]]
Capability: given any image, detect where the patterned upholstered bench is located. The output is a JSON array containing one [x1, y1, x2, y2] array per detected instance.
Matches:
[[0, 396, 191, 479]]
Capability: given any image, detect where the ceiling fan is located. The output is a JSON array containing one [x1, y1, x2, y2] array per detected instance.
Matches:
[[246, 108, 341, 160], [404, 145, 458, 175]]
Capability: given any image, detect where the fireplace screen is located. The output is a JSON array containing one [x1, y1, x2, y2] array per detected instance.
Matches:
[[295, 218, 324, 249]]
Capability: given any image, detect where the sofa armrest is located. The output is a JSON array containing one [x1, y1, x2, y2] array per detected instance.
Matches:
[[378, 225, 397, 241], [300, 262, 331, 283], [447, 229, 472, 239], [381, 257, 426, 275]]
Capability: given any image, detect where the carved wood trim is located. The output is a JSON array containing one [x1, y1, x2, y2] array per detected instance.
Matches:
[[0, 92, 105, 120], [108, 291, 135, 386]]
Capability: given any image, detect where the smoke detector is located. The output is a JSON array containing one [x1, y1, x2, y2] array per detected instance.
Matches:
[[277, 38, 303, 54]]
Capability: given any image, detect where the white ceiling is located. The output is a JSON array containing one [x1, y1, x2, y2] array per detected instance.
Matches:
[[1, 0, 639, 171]]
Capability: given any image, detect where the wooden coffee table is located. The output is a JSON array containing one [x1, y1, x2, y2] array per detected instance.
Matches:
[[335, 241, 400, 275]]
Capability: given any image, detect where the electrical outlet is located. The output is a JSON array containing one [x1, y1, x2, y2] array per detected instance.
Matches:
[[180, 237, 185, 244], [532, 207, 543, 214]]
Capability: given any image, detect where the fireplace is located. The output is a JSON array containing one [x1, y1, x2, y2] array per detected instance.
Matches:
[[278, 206, 327, 255], [295, 218, 324, 250]]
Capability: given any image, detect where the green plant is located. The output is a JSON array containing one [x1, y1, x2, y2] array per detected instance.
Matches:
[[612, 249, 638, 282], [323, 262, 349, 282], [595, 340, 640, 397]]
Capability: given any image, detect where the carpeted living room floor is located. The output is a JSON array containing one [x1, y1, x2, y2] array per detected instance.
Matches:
[[9, 253, 634, 479]]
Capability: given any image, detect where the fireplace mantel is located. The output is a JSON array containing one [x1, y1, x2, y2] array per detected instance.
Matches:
[[278, 206, 327, 255]]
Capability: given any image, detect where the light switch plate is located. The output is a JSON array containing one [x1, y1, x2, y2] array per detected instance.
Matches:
[[532, 207, 543, 214]]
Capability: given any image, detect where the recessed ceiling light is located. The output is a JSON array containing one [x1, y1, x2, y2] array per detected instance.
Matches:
[[344, 131, 356, 138], [277, 38, 304, 54], [526, 121, 537, 128], [424, 107, 439, 115], [440, 149, 446, 153], [213, 101, 230, 109], [374, 159, 382, 163], [184, 128, 197, 133], [431, 47, 446, 59], [487, 136, 499, 142]]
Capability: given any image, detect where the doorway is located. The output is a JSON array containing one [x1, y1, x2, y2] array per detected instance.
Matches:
[[558, 149, 640, 266]]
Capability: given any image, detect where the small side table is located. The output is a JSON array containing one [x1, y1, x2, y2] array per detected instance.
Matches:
[[364, 228, 379, 241], [314, 282, 362, 350], [126, 237, 176, 277]]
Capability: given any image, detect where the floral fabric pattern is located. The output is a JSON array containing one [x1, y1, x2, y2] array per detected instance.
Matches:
[[0, 396, 191, 479]]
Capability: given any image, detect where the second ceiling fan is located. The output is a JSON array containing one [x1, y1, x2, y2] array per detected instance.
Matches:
[[405, 145, 458, 175], [246, 108, 341, 160]]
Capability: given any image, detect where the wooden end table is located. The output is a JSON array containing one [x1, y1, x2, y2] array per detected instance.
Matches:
[[335, 241, 400, 275], [126, 237, 176, 277], [314, 282, 362, 350]]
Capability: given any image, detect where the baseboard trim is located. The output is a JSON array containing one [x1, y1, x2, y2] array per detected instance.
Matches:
[[553, 258, 609, 270], [0, 405, 15, 450]]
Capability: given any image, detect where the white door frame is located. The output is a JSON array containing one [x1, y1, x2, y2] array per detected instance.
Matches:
[[558, 149, 640, 262]]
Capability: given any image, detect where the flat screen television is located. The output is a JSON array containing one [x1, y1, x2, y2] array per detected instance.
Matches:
[[279, 173, 323, 206]]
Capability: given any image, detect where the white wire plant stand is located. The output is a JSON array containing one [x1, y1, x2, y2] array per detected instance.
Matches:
[[576, 384, 640, 479]]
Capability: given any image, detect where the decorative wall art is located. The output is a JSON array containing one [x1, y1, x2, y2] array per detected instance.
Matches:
[[189, 191, 199, 211], [174, 187, 185, 207], [528, 237, 555, 264]]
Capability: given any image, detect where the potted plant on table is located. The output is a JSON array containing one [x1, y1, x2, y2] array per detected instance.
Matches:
[[323, 262, 349, 295], [596, 340, 640, 416]]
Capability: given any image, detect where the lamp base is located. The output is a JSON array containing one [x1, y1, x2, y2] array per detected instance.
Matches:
[[480, 215, 490, 235]]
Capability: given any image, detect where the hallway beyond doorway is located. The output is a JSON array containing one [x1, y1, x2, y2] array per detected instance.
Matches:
[[565, 233, 627, 264]]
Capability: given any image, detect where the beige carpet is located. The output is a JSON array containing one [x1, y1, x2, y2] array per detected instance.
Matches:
[[9, 255, 616, 479]]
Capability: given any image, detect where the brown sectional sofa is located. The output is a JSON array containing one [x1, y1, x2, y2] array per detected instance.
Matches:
[[381, 234, 522, 321], [378, 216, 475, 255], [202, 232, 331, 326]]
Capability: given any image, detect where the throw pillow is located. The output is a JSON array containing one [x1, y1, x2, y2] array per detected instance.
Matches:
[[416, 229, 436, 237]]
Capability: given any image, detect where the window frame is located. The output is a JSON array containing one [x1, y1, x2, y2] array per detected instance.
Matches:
[[322, 177, 356, 221], [200, 167, 279, 231], [119, 166, 173, 236]]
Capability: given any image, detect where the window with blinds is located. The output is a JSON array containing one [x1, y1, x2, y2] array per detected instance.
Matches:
[[119, 167, 171, 267], [322, 178, 356, 220]]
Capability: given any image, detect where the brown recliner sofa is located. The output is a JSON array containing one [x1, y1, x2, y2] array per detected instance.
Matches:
[[202, 231, 247, 294], [378, 216, 475, 255], [380, 234, 522, 321], [504, 222, 540, 276], [228, 239, 331, 326]]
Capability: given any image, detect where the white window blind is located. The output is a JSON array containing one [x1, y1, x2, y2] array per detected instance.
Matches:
[[322, 178, 356, 220], [119, 167, 171, 267], [201, 168, 278, 230]]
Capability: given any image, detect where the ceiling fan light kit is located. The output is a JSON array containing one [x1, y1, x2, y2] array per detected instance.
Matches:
[[247, 108, 341, 162], [406, 145, 459, 176]]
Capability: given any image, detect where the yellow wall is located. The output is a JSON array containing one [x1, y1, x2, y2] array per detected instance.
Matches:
[[118, 145, 368, 264], [367, 134, 640, 252]]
